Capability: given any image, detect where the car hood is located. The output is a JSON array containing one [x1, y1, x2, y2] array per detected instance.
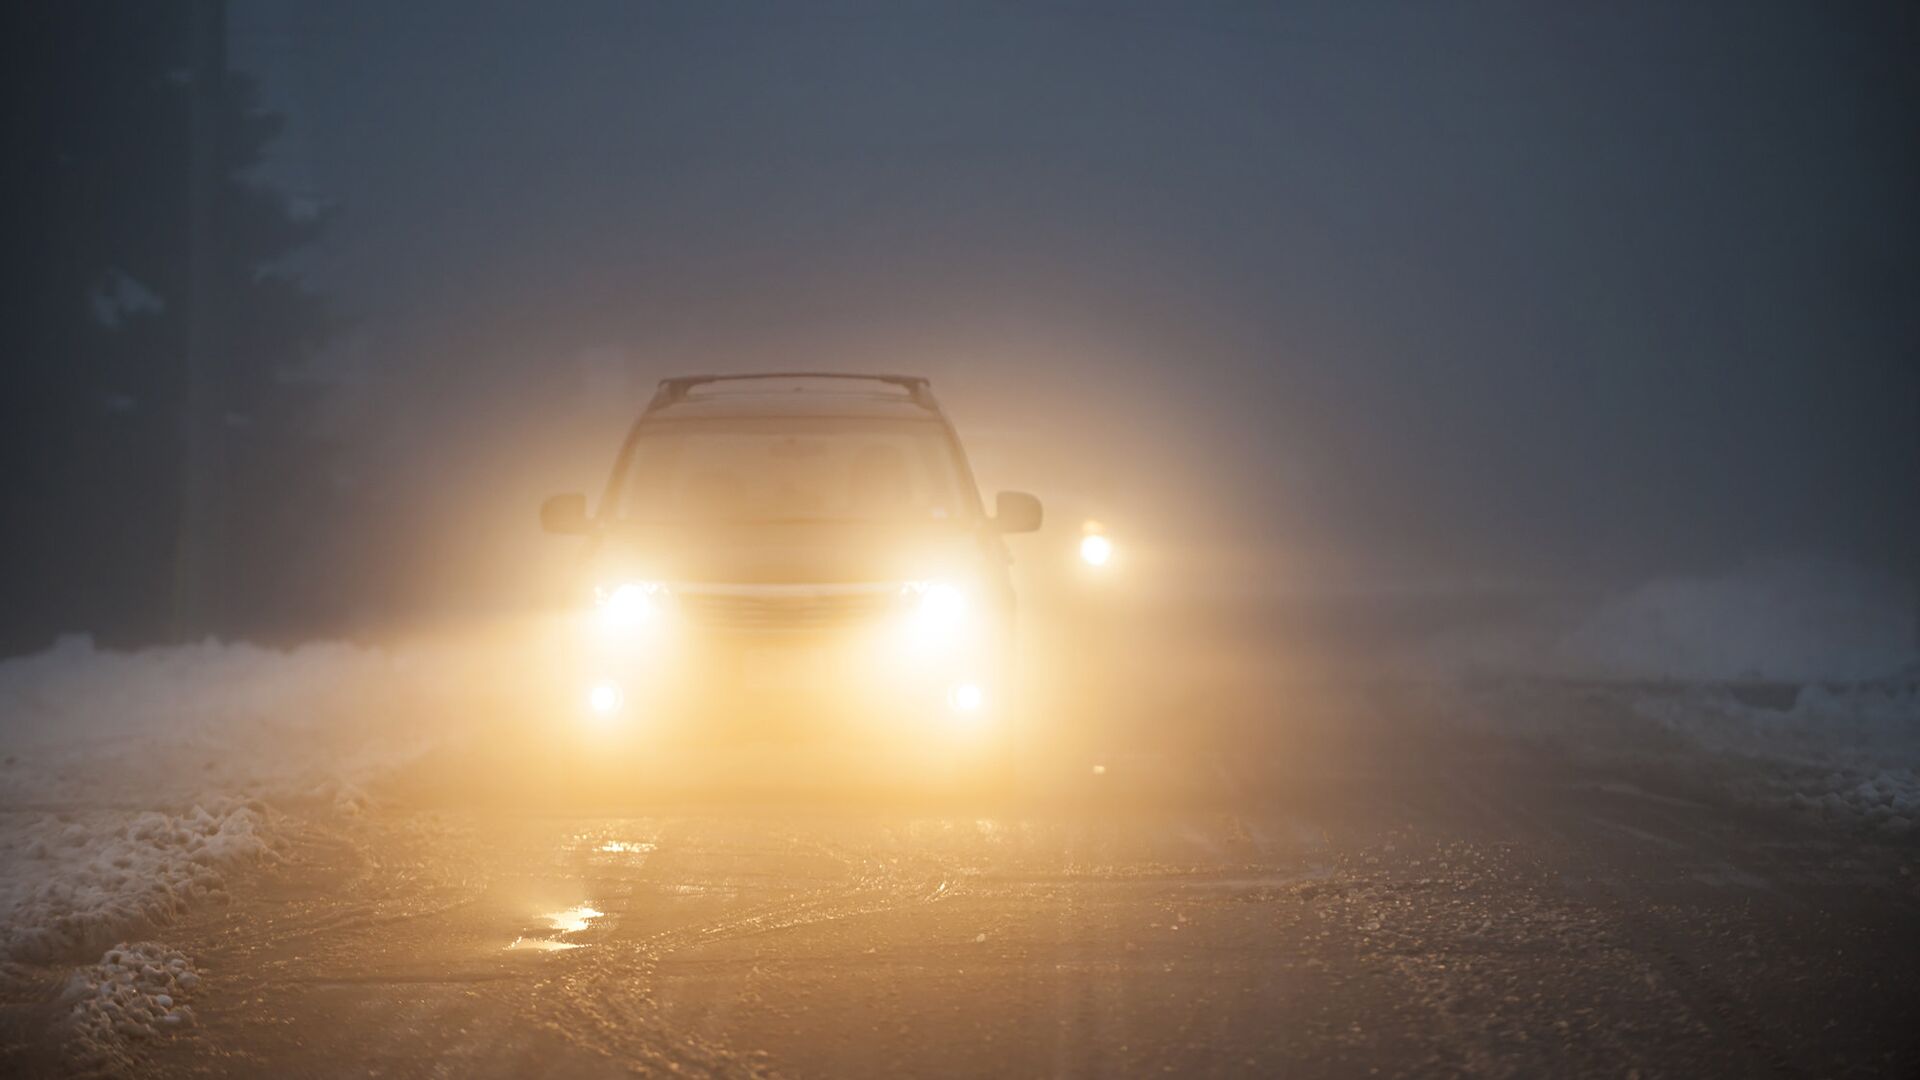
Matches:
[[592, 522, 992, 586]]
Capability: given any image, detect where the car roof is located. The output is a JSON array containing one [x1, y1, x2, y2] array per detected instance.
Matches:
[[641, 373, 946, 422], [645, 392, 941, 421]]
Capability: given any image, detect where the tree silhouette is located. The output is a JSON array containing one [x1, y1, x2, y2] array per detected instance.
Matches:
[[0, 1, 335, 653]]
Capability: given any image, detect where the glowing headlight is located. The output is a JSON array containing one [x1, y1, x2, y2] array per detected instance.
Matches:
[[1079, 534, 1113, 567], [595, 580, 668, 627], [586, 679, 624, 715], [1075, 518, 1121, 568], [946, 681, 985, 713], [900, 580, 968, 631]]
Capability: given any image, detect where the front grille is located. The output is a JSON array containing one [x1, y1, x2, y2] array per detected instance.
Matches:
[[674, 586, 895, 631]]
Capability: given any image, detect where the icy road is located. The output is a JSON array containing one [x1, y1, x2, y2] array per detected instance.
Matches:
[[7, 679, 1916, 1078]]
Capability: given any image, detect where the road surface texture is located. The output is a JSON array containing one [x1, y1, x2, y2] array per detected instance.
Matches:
[[19, 682, 1916, 1079]]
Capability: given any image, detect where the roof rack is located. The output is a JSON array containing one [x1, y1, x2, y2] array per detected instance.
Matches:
[[646, 372, 937, 412]]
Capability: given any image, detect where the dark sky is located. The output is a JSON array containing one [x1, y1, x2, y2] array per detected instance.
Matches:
[[234, 1, 1918, 594]]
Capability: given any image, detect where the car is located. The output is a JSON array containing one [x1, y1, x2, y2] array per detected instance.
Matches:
[[539, 372, 1043, 776]]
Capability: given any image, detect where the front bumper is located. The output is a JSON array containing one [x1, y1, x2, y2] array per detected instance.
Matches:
[[569, 602, 1009, 746]]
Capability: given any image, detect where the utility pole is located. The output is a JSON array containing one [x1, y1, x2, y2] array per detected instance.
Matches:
[[171, 0, 227, 639]]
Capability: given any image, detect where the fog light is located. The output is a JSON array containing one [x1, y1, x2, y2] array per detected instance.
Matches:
[[586, 680, 624, 716], [1079, 533, 1113, 568], [946, 681, 985, 713]]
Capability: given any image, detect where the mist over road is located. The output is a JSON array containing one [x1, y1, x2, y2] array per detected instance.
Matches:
[[2, 577, 1914, 1077], [8, 5, 1918, 1076], [33, 689, 1915, 1079]]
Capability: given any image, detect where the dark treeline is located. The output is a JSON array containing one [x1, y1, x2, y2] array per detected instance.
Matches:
[[1, 2, 340, 656]]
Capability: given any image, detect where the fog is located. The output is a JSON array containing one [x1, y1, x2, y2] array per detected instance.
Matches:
[[217, 1, 1918, 643], [6, 9, 1920, 1071], [6, 0, 1915, 658]]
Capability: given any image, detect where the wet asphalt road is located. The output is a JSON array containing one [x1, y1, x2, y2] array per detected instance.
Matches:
[[114, 690, 1919, 1079]]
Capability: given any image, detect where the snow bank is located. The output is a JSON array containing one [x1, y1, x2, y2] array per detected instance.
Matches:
[[1450, 668, 1920, 839], [0, 635, 444, 1065], [0, 634, 421, 806], [0, 637, 430, 964], [1628, 672, 1920, 836], [0, 800, 278, 967], [1424, 561, 1919, 837], [60, 942, 201, 1072]]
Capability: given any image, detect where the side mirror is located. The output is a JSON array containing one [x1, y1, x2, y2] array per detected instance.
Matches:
[[540, 493, 592, 535], [993, 491, 1043, 534]]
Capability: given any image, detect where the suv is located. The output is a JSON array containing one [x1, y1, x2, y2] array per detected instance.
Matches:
[[540, 373, 1042, 767]]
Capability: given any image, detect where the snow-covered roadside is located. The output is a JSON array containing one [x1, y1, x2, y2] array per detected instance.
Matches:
[[0, 635, 438, 1069], [1626, 671, 1920, 836], [58, 942, 204, 1072], [0, 801, 277, 968], [1443, 671, 1920, 839], [0, 635, 430, 809], [1419, 560, 1919, 839]]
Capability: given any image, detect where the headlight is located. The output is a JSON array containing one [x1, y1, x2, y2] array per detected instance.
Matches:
[[585, 679, 624, 716], [594, 580, 669, 628], [899, 580, 969, 633], [945, 681, 985, 713], [1079, 532, 1113, 568]]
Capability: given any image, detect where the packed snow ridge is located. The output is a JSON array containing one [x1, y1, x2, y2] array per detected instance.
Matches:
[[1633, 671, 1920, 836], [1421, 560, 1919, 836], [0, 634, 422, 807], [0, 800, 278, 968], [60, 942, 201, 1072], [0, 635, 434, 1065]]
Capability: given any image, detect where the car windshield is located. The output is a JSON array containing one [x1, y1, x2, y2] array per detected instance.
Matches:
[[613, 418, 972, 524]]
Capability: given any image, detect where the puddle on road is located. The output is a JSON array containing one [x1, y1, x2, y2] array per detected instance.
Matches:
[[545, 905, 605, 933], [506, 936, 583, 952], [503, 905, 605, 953], [573, 829, 659, 860]]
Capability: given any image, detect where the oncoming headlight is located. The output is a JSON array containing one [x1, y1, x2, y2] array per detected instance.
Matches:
[[1079, 533, 1113, 567], [595, 580, 669, 627], [900, 580, 968, 633], [1079, 521, 1114, 569]]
